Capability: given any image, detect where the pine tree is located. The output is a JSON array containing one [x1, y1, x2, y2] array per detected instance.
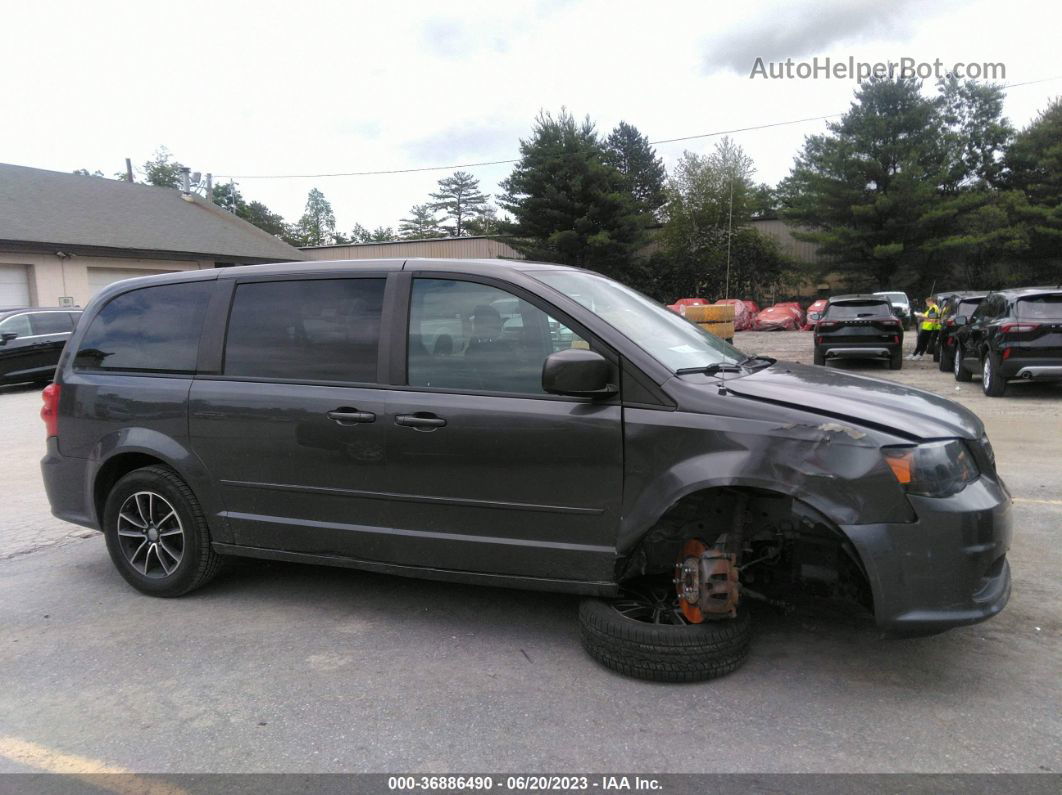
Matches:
[[399, 204, 444, 239], [499, 110, 646, 279], [295, 188, 337, 246], [430, 171, 488, 236], [603, 121, 667, 217]]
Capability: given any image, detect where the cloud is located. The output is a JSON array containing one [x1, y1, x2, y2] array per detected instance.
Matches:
[[703, 0, 933, 73], [404, 121, 526, 164], [421, 18, 510, 58]]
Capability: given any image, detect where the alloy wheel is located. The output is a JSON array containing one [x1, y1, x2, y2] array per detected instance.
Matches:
[[983, 355, 991, 389], [610, 580, 692, 626], [116, 491, 184, 578]]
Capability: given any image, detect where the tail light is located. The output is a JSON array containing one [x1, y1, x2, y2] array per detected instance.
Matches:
[[945, 317, 955, 327], [1001, 322, 1040, 334], [1003, 348, 1012, 360], [41, 383, 60, 438]]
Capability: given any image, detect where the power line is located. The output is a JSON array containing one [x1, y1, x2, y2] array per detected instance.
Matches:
[[214, 75, 1062, 181]]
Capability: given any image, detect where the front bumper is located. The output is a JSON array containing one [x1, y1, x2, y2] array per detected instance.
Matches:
[[841, 477, 1012, 635]]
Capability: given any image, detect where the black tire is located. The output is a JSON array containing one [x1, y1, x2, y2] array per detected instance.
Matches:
[[982, 352, 1007, 397], [939, 346, 954, 373], [579, 593, 751, 683], [103, 465, 222, 597], [889, 349, 902, 370], [954, 347, 973, 382], [813, 348, 826, 366]]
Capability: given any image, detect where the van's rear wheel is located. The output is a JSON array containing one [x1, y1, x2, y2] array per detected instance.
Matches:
[[103, 466, 222, 597], [579, 580, 751, 682]]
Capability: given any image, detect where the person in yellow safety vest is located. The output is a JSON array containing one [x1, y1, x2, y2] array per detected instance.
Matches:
[[908, 296, 942, 360]]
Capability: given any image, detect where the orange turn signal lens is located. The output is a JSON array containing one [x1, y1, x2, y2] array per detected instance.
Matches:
[[884, 449, 914, 485]]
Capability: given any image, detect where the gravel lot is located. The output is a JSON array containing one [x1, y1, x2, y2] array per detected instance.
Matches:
[[0, 332, 1059, 775]]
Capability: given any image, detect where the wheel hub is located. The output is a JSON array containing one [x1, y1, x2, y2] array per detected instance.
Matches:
[[673, 538, 740, 623]]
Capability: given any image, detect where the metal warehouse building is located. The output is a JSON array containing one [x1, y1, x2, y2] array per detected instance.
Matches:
[[0, 163, 305, 308]]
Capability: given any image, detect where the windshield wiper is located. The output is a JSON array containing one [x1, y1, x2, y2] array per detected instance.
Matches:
[[676, 362, 745, 375]]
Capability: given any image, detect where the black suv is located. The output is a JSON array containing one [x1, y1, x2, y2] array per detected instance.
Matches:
[[937, 292, 987, 372], [812, 295, 904, 369], [953, 287, 1062, 396], [0, 307, 82, 386], [41, 260, 1010, 682]]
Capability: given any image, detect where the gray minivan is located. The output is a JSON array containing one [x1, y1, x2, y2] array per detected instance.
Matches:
[[40, 259, 1012, 681]]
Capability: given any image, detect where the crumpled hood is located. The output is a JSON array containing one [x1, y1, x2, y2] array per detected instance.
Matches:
[[721, 361, 983, 440]]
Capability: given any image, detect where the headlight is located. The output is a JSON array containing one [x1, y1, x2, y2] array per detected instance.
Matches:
[[883, 440, 980, 497]]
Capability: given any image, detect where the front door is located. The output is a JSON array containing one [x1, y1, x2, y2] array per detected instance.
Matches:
[[189, 275, 393, 556], [381, 276, 623, 584]]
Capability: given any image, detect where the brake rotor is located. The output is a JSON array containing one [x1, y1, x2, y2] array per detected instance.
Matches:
[[673, 538, 740, 623]]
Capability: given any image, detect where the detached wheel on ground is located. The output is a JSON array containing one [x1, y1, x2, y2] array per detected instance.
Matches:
[[982, 352, 1007, 397], [579, 580, 751, 682], [102, 465, 223, 597]]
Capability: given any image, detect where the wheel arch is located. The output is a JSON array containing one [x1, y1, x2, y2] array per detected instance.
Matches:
[[90, 429, 231, 543]]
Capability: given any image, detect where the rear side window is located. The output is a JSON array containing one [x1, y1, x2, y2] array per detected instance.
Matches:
[[0, 314, 31, 337], [74, 281, 213, 373], [957, 299, 983, 316], [1017, 294, 1062, 319], [224, 278, 385, 382], [824, 301, 891, 319], [30, 312, 74, 335]]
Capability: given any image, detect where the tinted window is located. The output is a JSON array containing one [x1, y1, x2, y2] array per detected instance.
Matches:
[[408, 279, 587, 394], [224, 278, 385, 382], [0, 314, 31, 338], [1015, 294, 1062, 319], [824, 301, 891, 319], [30, 312, 74, 335], [75, 282, 212, 372]]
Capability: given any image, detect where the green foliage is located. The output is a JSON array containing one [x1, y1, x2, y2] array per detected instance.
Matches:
[[142, 146, 184, 189], [1003, 99, 1062, 279], [603, 121, 667, 217], [430, 171, 488, 237], [351, 223, 396, 243], [499, 109, 647, 280], [463, 204, 501, 236], [399, 204, 444, 239], [294, 188, 337, 247], [657, 139, 788, 301]]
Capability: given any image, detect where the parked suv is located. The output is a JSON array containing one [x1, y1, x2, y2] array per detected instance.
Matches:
[[953, 287, 1062, 396], [937, 292, 987, 372], [873, 291, 913, 328], [41, 260, 1011, 682], [0, 307, 82, 386], [813, 295, 904, 369]]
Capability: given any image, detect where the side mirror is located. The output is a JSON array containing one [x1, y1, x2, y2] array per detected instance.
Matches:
[[542, 349, 617, 398], [0, 332, 17, 344], [953, 315, 967, 326]]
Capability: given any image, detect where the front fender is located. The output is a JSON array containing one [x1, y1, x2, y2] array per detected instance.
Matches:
[[619, 408, 915, 553], [91, 427, 232, 543]]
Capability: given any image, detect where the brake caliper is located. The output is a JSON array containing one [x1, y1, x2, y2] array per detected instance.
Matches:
[[673, 538, 740, 623]]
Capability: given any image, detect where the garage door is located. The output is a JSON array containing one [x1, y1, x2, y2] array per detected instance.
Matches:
[[0, 264, 31, 306], [87, 267, 177, 295]]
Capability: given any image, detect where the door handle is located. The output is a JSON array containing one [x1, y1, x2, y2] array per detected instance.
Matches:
[[395, 413, 447, 430], [327, 408, 376, 425]]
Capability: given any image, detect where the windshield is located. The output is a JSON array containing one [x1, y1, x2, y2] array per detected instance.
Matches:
[[532, 270, 743, 371], [1017, 294, 1062, 319], [824, 300, 892, 319]]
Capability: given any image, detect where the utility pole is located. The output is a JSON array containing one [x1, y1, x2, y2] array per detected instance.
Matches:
[[205, 173, 213, 202], [124, 158, 134, 183], [724, 176, 734, 300]]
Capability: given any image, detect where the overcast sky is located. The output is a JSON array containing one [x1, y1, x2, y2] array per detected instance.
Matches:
[[2, 0, 1060, 236]]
